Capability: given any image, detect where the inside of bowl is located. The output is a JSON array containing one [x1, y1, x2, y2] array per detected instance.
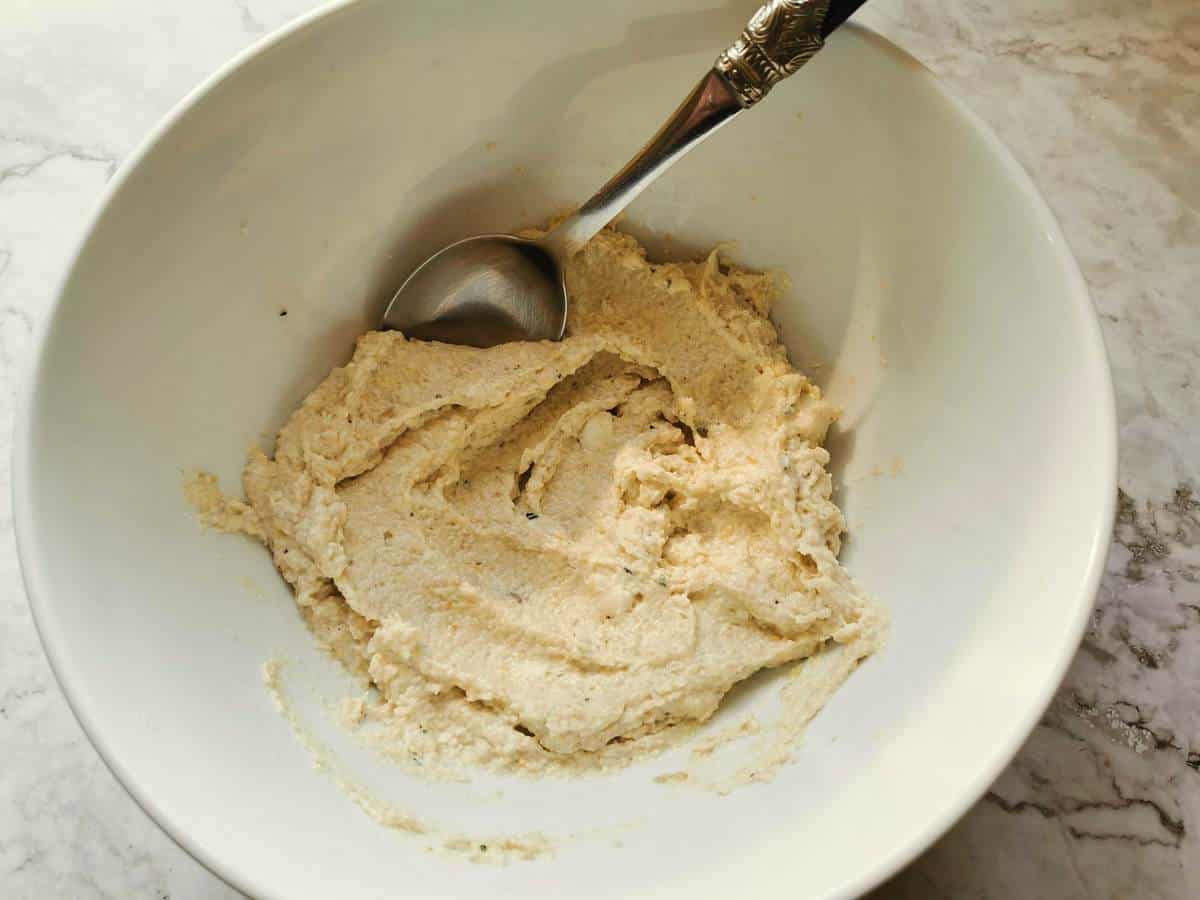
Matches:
[[19, 2, 1113, 898]]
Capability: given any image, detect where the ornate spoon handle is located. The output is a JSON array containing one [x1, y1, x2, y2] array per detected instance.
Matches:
[[716, 0, 834, 107], [541, 0, 866, 261]]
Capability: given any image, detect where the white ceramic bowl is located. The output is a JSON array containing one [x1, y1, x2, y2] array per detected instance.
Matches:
[[15, 1, 1116, 897]]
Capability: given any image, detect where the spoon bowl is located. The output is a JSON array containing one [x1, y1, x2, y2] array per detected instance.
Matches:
[[382, 234, 565, 346]]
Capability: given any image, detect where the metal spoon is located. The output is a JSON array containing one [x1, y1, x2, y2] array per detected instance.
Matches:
[[383, 0, 866, 347]]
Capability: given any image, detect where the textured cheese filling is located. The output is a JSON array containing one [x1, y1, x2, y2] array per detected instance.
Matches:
[[191, 227, 882, 775]]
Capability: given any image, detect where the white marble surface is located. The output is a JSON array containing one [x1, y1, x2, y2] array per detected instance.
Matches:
[[0, 0, 1195, 897]]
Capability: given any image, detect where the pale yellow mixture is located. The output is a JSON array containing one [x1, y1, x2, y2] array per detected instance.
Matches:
[[191, 228, 881, 774]]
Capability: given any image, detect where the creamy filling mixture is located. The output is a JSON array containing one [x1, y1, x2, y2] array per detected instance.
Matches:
[[192, 228, 881, 772]]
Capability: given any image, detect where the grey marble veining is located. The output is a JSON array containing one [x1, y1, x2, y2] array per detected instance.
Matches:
[[0, 1, 1196, 898]]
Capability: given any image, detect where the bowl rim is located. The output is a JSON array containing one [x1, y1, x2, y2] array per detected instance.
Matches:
[[12, 4, 1118, 898]]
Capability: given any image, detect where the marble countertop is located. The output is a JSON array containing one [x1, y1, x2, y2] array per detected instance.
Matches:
[[1, 1, 1196, 897]]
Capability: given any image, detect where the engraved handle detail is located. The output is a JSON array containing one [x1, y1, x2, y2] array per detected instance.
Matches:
[[715, 0, 833, 107]]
